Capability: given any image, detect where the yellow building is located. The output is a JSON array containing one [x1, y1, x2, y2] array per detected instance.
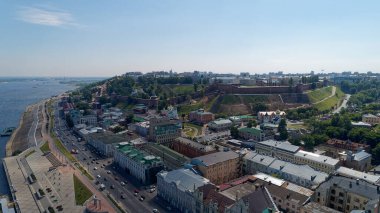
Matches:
[[191, 151, 241, 184]]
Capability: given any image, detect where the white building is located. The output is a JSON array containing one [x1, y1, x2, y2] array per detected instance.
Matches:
[[87, 131, 127, 157], [294, 150, 340, 173], [208, 119, 233, 132], [157, 168, 210, 213], [114, 142, 163, 184], [79, 115, 98, 126], [255, 140, 300, 162]]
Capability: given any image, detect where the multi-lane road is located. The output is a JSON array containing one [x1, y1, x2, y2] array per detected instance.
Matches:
[[52, 101, 168, 213]]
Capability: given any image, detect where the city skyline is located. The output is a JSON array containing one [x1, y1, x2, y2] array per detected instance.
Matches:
[[1, 0, 380, 77]]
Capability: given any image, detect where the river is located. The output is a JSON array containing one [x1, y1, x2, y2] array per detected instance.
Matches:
[[0, 77, 93, 195]]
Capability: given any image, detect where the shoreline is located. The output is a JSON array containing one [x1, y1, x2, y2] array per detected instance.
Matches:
[[5, 100, 48, 157]]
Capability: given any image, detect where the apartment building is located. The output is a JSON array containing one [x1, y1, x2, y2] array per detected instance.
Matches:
[[362, 113, 380, 125], [238, 127, 274, 142], [189, 109, 214, 124], [255, 140, 300, 162], [87, 131, 128, 157], [157, 168, 210, 213], [170, 137, 216, 158], [294, 150, 340, 173], [314, 176, 380, 213], [208, 119, 233, 132], [257, 111, 286, 124], [191, 151, 241, 185], [114, 142, 163, 185], [148, 117, 181, 143], [317, 139, 370, 159]]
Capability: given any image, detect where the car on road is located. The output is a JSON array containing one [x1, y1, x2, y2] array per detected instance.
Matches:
[[94, 167, 98, 170], [110, 185, 115, 189], [121, 194, 125, 199], [107, 170, 111, 174], [149, 188, 156, 193], [96, 175, 101, 178], [153, 209, 159, 213], [120, 181, 126, 186], [134, 192, 138, 196]]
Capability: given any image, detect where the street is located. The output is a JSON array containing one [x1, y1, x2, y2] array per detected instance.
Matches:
[[52, 101, 168, 213]]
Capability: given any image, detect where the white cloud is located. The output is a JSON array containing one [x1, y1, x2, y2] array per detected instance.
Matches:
[[17, 6, 78, 27]]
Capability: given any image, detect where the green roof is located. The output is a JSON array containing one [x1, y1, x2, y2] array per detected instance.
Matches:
[[238, 127, 262, 136], [133, 116, 145, 122], [116, 143, 162, 166]]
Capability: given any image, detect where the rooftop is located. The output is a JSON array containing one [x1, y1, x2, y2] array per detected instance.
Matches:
[[336, 166, 380, 185], [192, 151, 239, 167], [258, 140, 300, 153], [244, 152, 276, 167], [240, 187, 278, 213], [363, 113, 378, 118], [269, 159, 329, 184], [238, 127, 262, 136], [88, 131, 127, 144], [116, 143, 162, 166], [319, 175, 380, 200], [295, 150, 340, 166], [301, 202, 341, 213], [352, 150, 372, 161], [157, 168, 210, 192], [176, 137, 215, 152], [209, 118, 232, 125]]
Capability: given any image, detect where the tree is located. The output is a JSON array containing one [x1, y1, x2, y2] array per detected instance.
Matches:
[[278, 119, 288, 140], [247, 121, 253, 128], [302, 135, 315, 150], [125, 114, 134, 124], [193, 83, 198, 92], [289, 77, 294, 86], [230, 126, 239, 139]]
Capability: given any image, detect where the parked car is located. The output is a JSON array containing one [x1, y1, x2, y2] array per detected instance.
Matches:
[[94, 167, 98, 170], [120, 181, 126, 186]]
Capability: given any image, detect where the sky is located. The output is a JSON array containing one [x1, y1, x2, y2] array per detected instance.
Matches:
[[0, 0, 380, 77]]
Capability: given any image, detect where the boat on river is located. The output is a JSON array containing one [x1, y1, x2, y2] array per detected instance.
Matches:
[[1, 127, 16, 137]]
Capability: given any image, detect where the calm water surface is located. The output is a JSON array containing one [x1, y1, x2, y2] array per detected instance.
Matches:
[[0, 78, 78, 195]]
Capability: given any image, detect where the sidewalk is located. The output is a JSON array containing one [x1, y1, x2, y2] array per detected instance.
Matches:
[[40, 100, 116, 213]]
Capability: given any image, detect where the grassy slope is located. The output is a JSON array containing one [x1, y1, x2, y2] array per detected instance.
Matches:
[[314, 87, 345, 111], [307, 86, 333, 103], [73, 175, 92, 205], [40, 141, 51, 153]]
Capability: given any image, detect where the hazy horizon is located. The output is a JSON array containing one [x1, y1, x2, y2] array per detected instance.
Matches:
[[1, 0, 380, 77]]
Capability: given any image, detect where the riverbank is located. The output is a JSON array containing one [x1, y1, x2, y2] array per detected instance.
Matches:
[[6, 101, 45, 157]]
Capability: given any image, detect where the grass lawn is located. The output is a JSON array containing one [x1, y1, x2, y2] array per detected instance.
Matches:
[[307, 86, 333, 103], [40, 141, 51, 153], [183, 123, 202, 137], [75, 163, 94, 180], [220, 95, 241, 105], [178, 102, 204, 115], [73, 175, 92, 205], [314, 87, 345, 111], [171, 84, 194, 95], [287, 123, 307, 130]]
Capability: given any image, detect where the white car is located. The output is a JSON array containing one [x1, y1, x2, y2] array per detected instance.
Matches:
[[107, 170, 111, 174], [94, 167, 98, 170], [120, 181, 126, 186], [96, 175, 101, 178]]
